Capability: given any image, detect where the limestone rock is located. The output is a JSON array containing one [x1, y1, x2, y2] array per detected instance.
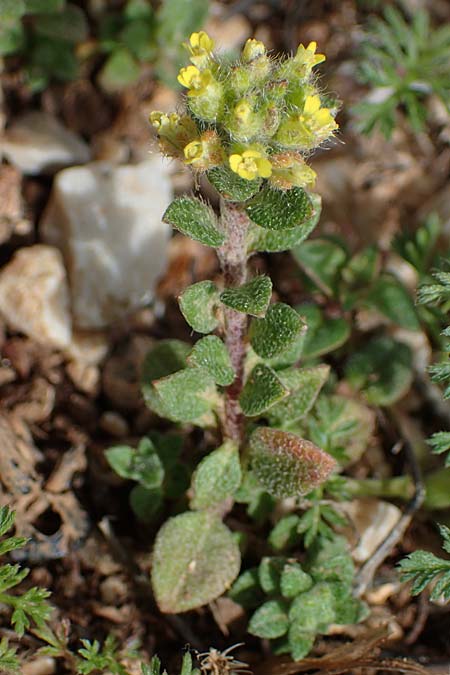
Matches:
[[41, 158, 172, 329], [0, 111, 91, 175], [0, 245, 72, 348], [344, 498, 402, 563]]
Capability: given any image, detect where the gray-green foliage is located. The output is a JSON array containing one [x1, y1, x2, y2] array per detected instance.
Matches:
[[151, 511, 241, 613], [353, 6, 450, 138], [0, 507, 52, 672], [399, 524, 450, 601], [106, 434, 189, 523], [0, 0, 208, 92], [230, 537, 367, 660]]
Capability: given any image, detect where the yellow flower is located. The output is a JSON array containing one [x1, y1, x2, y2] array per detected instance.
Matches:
[[295, 41, 326, 69], [182, 131, 224, 170], [184, 31, 215, 67], [300, 95, 338, 138], [229, 150, 272, 181], [177, 66, 214, 96], [149, 111, 179, 132], [242, 38, 266, 62], [184, 140, 203, 163]]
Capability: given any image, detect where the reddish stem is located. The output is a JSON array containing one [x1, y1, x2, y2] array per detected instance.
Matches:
[[217, 199, 249, 445]]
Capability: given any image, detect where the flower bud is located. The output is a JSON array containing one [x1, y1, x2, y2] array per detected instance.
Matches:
[[269, 152, 317, 190], [225, 99, 264, 142], [242, 38, 266, 63]]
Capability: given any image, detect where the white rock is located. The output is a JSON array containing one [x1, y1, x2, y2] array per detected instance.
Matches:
[[41, 158, 172, 328], [0, 111, 90, 175], [0, 245, 72, 348], [343, 498, 402, 563]]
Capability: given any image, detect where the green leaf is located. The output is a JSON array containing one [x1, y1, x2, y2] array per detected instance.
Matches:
[[29, 37, 78, 82], [293, 238, 348, 296], [34, 3, 88, 43], [297, 304, 350, 359], [239, 364, 288, 417], [345, 336, 413, 406], [187, 336, 235, 386], [267, 365, 330, 425], [142, 339, 190, 383], [268, 514, 302, 552], [0, 0, 25, 18], [364, 275, 419, 331], [248, 600, 289, 639], [249, 427, 336, 498], [105, 437, 164, 489], [247, 194, 321, 253], [154, 0, 209, 87], [120, 19, 155, 62], [0, 636, 19, 673], [207, 166, 262, 202], [151, 511, 240, 613], [178, 281, 220, 334], [288, 582, 336, 631], [191, 441, 242, 510], [250, 303, 306, 359], [130, 485, 163, 523], [258, 556, 287, 594], [307, 536, 355, 586], [0, 22, 24, 56], [287, 626, 315, 661], [220, 276, 272, 317], [229, 568, 263, 609], [25, 0, 64, 12], [329, 582, 368, 624], [280, 563, 313, 598], [151, 367, 217, 424], [163, 197, 225, 248], [0, 507, 15, 537], [98, 49, 141, 91], [246, 187, 313, 231]]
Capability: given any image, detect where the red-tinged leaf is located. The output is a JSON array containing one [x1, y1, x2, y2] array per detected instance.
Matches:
[[249, 428, 336, 498]]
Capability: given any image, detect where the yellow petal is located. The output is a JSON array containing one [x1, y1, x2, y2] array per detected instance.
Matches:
[[307, 41, 317, 52], [177, 65, 199, 88], [304, 95, 321, 114], [242, 149, 262, 159], [189, 32, 201, 48], [229, 154, 243, 173], [239, 166, 257, 180], [256, 158, 272, 178]]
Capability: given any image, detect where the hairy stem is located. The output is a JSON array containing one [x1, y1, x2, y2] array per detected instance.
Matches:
[[218, 199, 249, 445]]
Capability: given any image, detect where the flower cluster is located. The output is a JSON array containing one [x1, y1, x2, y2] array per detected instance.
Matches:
[[150, 31, 339, 190]]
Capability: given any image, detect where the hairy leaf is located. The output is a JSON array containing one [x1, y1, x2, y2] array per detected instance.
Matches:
[[267, 365, 330, 425], [247, 194, 321, 253], [250, 303, 306, 359], [187, 336, 235, 386], [163, 197, 225, 247], [249, 428, 336, 498], [246, 187, 313, 231], [179, 281, 220, 334], [297, 304, 350, 359], [220, 276, 272, 317], [207, 166, 262, 202], [240, 364, 288, 416], [248, 600, 289, 639], [191, 441, 242, 510], [151, 511, 240, 612]]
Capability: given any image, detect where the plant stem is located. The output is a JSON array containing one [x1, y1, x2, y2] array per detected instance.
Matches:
[[218, 199, 249, 445]]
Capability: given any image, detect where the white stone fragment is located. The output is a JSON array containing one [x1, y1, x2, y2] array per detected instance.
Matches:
[[0, 245, 72, 348], [0, 111, 91, 175], [344, 498, 402, 563], [41, 158, 172, 329]]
